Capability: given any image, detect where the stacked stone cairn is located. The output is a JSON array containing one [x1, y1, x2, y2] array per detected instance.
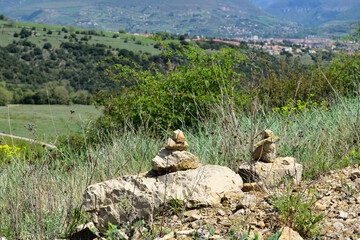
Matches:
[[252, 129, 278, 163], [238, 129, 303, 187], [82, 129, 243, 231], [151, 129, 199, 173]]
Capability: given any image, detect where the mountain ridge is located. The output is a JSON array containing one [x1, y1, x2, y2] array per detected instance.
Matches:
[[1, 0, 359, 37], [266, 0, 360, 26], [0, 0, 300, 37]]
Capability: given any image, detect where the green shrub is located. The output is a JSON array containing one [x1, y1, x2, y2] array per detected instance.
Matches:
[[269, 182, 324, 238], [100, 45, 249, 129], [0, 87, 12, 106]]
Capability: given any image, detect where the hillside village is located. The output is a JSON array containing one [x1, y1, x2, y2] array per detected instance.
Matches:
[[185, 36, 357, 55]]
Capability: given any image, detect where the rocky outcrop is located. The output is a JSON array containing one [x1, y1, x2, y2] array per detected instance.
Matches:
[[238, 157, 303, 186], [83, 165, 243, 231]]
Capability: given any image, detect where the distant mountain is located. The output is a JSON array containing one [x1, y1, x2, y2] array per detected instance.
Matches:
[[0, 0, 300, 37], [266, 0, 360, 26], [250, 0, 277, 9]]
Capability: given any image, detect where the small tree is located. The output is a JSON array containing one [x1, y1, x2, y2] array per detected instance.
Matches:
[[43, 42, 52, 50], [52, 86, 70, 104], [0, 87, 13, 106]]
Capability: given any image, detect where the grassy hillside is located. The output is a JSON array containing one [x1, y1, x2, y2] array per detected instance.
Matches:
[[0, 0, 300, 37], [0, 19, 179, 107], [0, 19, 160, 54]]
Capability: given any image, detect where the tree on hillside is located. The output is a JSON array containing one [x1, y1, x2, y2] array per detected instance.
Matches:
[[52, 86, 70, 104], [0, 87, 13, 106]]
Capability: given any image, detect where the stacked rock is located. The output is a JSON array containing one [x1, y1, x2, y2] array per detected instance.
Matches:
[[252, 129, 279, 163], [151, 129, 200, 172], [239, 129, 303, 186]]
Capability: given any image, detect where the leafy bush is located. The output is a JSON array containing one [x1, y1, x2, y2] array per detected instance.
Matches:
[[0, 87, 12, 106], [100, 45, 249, 129]]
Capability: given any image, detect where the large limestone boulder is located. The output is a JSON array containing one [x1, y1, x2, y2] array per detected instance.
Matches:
[[157, 165, 244, 207], [83, 165, 243, 231], [82, 173, 162, 231], [151, 148, 199, 172], [238, 157, 303, 186]]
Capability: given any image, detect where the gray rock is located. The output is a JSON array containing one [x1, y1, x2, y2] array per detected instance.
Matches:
[[69, 222, 102, 240], [350, 170, 360, 181], [238, 157, 303, 186], [237, 194, 259, 208], [339, 210, 349, 219], [83, 165, 243, 231], [252, 141, 276, 163], [151, 148, 199, 172], [171, 129, 186, 143], [156, 232, 175, 240], [333, 221, 345, 231], [278, 226, 303, 240], [217, 209, 226, 216], [163, 138, 189, 151]]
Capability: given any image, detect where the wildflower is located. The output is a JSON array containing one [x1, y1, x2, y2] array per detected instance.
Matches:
[[350, 150, 357, 156]]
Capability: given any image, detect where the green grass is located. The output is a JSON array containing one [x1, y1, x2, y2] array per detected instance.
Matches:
[[0, 104, 102, 141]]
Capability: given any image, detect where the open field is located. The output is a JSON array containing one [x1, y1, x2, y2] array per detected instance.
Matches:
[[0, 104, 101, 141]]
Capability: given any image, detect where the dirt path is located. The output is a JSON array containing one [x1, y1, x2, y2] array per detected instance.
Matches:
[[0, 132, 57, 148]]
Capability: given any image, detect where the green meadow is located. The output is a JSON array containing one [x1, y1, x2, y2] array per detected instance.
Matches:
[[0, 104, 101, 141]]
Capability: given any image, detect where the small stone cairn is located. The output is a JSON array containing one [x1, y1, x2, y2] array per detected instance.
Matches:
[[252, 129, 279, 163], [239, 129, 303, 186], [151, 129, 200, 172]]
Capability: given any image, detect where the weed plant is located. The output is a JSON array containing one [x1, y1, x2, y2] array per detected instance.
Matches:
[[269, 179, 324, 238]]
